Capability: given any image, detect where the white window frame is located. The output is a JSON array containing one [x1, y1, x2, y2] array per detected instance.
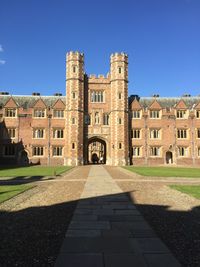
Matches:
[[132, 146, 141, 157], [176, 110, 187, 119], [132, 129, 141, 139], [33, 146, 44, 156], [33, 109, 46, 118], [132, 110, 141, 119], [53, 109, 64, 118], [4, 108, 17, 118], [33, 128, 45, 139], [177, 129, 187, 139], [149, 129, 161, 139], [150, 146, 161, 157], [149, 110, 160, 119], [178, 147, 188, 157]]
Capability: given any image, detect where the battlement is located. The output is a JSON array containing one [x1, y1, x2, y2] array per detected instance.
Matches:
[[66, 51, 84, 62], [110, 52, 128, 63]]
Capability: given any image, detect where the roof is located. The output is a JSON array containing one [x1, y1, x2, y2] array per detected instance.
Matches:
[[129, 96, 200, 109], [0, 95, 66, 108], [0, 94, 200, 109]]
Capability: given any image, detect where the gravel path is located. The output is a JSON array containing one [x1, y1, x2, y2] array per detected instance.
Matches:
[[106, 166, 200, 267], [0, 166, 89, 267]]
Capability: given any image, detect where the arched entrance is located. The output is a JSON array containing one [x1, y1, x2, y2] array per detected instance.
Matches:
[[87, 137, 106, 164], [166, 151, 173, 164]]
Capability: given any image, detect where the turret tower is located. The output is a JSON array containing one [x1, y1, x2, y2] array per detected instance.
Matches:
[[110, 52, 129, 165], [65, 51, 84, 165]]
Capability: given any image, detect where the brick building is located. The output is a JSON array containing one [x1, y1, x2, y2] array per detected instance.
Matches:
[[0, 51, 200, 166]]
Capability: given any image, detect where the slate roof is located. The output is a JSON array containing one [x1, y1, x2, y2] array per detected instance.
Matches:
[[0, 94, 200, 109], [129, 96, 200, 109], [0, 95, 66, 108]]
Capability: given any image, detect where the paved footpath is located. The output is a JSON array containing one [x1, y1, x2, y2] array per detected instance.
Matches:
[[55, 165, 181, 267]]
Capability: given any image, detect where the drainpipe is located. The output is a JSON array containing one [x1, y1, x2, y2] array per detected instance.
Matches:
[[190, 114, 195, 166], [48, 114, 52, 166]]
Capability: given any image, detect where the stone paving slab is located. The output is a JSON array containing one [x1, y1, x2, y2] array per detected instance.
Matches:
[[55, 165, 181, 267]]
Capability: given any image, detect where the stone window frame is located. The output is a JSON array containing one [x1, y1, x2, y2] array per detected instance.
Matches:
[[3, 144, 16, 157], [132, 110, 141, 119], [177, 128, 188, 139], [52, 146, 63, 157], [33, 128, 45, 139], [118, 142, 123, 149], [53, 109, 65, 118], [32, 146, 44, 157], [3, 128, 16, 139], [53, 128, 64, 139], [4, 108, 17, 118], [132, 146, 142, 157], [149, 128, 161, 139], [196, 110, 200, 119], [149, 146, 161, 157], [196, 128, 200, 139], [132, 128, 141, 139], [197, 147, 200, 157], [90, 90, 105, 103], [33, 108, 46, 118], [149, 110, 161, 119], [176, 109, 188, 119], [103, 113, 109, 126], [177, 146, 189, 157]]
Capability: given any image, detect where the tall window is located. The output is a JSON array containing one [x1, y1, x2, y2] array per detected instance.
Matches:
[[118, 142, 122, 149], [150, 147, 160, 156], [53, 129, 64, 138], [34, 109, 45, 118], [197, 129, 200, 138], [103, 114, 109, 125], [132, 147, 141, 157], [118, 92, 122, 99], [150, 110, 160, 119], [73, 65, 76, 73], [33, 128, 44, 139], [53, 109, 64, 118], [178, 147, 188, 157], [118, 118, 122, 124], [7, 128, 16, 138], [177, 129, 187, 139], [71, 117, 76, 124], [176, 110, 187, 119], [5, 108, 17, 117], [150, 129, 160, 139], [33, 146, 44, 156], [196, 110, 200, 118], [118, 67, 122, 74], [72, 91, 76, 99], [91, 91, 104, 103], [132, 110, 141, 119], [198, 147, 200, 157], [132, 129, 141, 139], [53, 146, 63, 156], [94, 112, 100, 124]]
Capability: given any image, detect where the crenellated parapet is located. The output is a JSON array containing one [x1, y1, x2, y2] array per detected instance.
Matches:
[[110, 52, 128, 64], [66, 51, 84, 62]]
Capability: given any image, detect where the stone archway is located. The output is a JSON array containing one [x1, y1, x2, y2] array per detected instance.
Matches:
[[166, 151, 173, 164], [18, 149, 29, 166], [87, 137, 106, 164]]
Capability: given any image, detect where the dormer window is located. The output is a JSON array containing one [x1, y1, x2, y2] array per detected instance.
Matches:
[[34, 109, 45, 118], [132, 110, 141, 119], [5, 108, 17, 117], [150, 110, 160, 119], [53, 109, 64, 118], [176, 110, 187, 119]]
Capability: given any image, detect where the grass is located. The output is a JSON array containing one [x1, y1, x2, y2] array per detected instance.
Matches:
[[170, 185, 200, 199], [124, 166, 200, 178], [0, 184, 34, 203], [0, 166, 72, 177]]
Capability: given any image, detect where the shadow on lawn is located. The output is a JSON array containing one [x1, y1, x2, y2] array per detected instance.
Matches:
[[0, 191, 200, 267], [0, 175, 55, 185]]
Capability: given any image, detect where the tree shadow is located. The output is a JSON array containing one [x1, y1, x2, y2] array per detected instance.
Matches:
[[0, 191, 200, 266]]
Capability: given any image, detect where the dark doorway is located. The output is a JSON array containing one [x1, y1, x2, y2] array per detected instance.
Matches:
[[87, 138, 106, 164], [166, 151, 173, 164]]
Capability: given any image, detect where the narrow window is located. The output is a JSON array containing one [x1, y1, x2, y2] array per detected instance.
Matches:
[[118, 92, 122, 99], [72, 143, 75, 149], [119, 142, 122, 149]]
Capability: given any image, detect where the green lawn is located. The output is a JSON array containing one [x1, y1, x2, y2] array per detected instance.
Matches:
[[170, 185, 200, 199], [124, 166, 200, 178], [0, 166, 72, 177], [0, 184, 34, 203]]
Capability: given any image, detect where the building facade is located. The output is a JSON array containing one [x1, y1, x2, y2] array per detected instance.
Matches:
[[0, 51, 200, 166]]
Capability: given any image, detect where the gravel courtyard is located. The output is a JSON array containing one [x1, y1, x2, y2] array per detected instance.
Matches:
[[0, 165, 200, 266]]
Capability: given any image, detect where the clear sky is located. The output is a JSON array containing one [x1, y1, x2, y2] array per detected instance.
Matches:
[[0, 0, 200, 97]]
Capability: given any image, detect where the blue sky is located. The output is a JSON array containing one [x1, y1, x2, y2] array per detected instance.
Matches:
[[0, 0, 200, 97]]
